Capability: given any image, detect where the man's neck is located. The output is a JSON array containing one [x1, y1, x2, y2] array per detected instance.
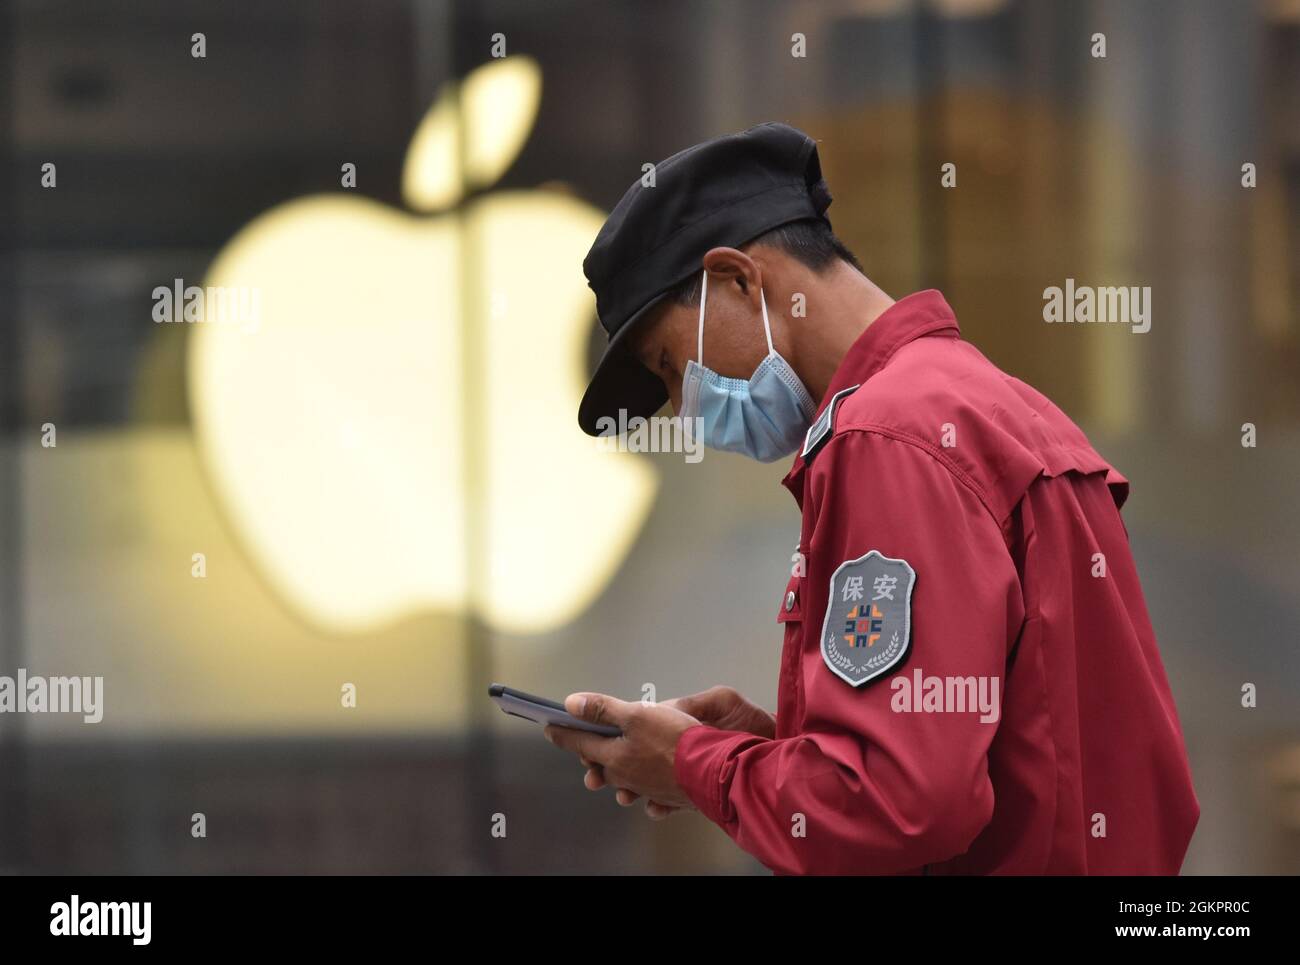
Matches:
[[793, 265, 895, 404]]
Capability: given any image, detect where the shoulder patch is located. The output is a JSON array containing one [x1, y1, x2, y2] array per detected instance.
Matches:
[[801, 384, 861, 464], [819, 550, 915, 687]]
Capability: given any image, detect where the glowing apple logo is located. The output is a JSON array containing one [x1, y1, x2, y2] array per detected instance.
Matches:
[[189, 57, 656, 635]]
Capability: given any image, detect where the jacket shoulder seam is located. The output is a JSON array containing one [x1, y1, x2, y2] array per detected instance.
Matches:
[[819, 423, 1005, 529]]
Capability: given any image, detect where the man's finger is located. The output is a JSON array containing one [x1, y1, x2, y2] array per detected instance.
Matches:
[[543, 724, 615, 765], [581, 756, 606, 790], [664, 686, 731, 723], [645, 801, 679, 820], [564, 692, 636, 730], [661, 694, 703, 717]]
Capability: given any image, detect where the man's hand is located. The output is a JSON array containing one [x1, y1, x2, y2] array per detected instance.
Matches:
[[543, 693, 699, 815], [553, 686, 775, 820], [663, 685, 776, 740]]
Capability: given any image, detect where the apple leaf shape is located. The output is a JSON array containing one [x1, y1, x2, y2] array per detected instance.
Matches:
[[402, 55, 542, 213], [401, 91, 459, 212]]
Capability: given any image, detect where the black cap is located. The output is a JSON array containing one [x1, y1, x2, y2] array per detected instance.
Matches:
[[578, 122, 833, 436]]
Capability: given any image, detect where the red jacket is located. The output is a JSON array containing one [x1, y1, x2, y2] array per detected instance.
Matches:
[[673, 290, 1200, 874]]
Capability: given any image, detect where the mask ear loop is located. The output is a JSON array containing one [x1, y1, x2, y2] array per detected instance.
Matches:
[[759, 286, 775, 356], [697, 270, 775, 362], [696, 269, 708, 366]]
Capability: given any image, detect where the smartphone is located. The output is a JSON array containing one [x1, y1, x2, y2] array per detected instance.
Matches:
[[488, 683, 622, 737]]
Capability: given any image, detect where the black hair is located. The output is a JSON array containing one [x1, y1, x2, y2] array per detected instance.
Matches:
[[667, 217, 863, 307]]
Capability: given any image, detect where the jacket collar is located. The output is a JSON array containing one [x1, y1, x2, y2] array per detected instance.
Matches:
[[782, 289, 960, 495]]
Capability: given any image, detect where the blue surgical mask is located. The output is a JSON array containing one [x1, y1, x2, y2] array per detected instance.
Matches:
[[678, 269, 817, 462]]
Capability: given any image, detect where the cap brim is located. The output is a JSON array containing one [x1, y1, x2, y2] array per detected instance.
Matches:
[[578, 292, 671, 436]]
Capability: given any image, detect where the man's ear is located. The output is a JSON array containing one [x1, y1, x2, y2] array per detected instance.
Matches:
[[701, 246, 761, 302]]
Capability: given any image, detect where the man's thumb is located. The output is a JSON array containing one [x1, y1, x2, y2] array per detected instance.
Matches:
[[668, 687, 726, 722], [565, 693, 628, 727]]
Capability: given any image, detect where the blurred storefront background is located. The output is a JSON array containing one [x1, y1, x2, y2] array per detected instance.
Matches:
[[0, 0, 1297, 873]]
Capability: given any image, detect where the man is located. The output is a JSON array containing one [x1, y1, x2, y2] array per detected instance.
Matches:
[[545, 122, 1200, 874]]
